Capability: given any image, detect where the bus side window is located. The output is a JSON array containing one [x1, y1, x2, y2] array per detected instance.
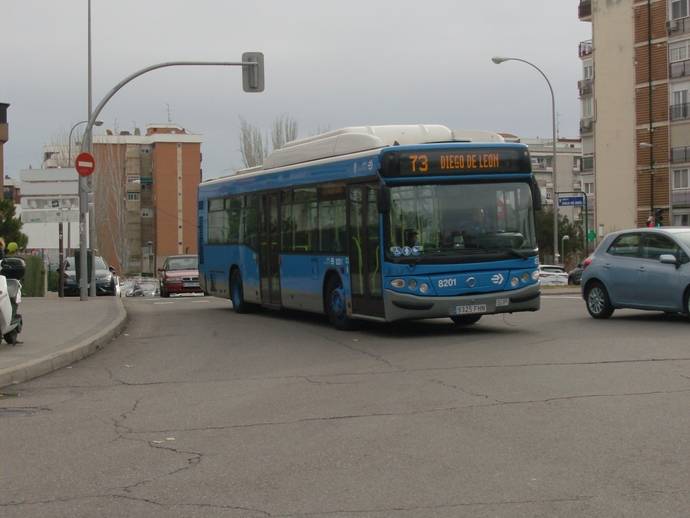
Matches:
[[318, 184, 346, 253], [243, 195, 259, 250], [293, 187, 318, 252]]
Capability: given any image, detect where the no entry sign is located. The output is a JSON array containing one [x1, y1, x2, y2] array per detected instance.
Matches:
[[75, 152, 96, 177]]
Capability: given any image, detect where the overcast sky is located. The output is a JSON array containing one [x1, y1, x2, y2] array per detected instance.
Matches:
[[2, 0, 590, 180]]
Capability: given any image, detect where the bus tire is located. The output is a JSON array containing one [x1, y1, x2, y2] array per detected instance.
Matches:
[[450, 315, 482, 326], [230, 269, 251, 314], [325, 275, 357, 330]]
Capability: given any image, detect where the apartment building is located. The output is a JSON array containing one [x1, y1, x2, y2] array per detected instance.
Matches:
[[579, 0, 690, 232], [90, 124, 202, 275], [0, 103, 8, 191]]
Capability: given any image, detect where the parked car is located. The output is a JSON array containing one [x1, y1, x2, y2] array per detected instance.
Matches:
[[568, 263, 584, 285], [581, 227, 690, 319], [63, 256, 118, 296], [123, 278, 158, 297], [158, 255, 202, 297], [538, 264, 569, 286]]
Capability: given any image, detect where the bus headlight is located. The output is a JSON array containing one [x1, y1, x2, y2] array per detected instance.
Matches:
[[521, 272, 530, 283], [531, 270, 539, 281], [408, 279, 417, 290], [391, 279, 405, 289], [510, 276, 520, 288], [419, 283, 430, 294]]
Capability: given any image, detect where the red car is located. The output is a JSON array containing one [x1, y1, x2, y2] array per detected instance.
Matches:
[[158, 255, 203, 297]]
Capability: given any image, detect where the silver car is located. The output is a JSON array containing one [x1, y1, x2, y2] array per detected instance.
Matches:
[[581, 228, 690, 318]]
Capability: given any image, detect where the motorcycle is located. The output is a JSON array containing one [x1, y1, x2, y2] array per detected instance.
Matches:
[[0, 257, 24, 346]]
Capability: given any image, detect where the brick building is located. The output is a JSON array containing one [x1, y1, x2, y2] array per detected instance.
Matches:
[[92, 124, 202, 275], [579, 0, 690, 233]]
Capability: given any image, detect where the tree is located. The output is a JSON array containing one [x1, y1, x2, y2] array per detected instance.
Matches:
[[238, 117, 268, 168], [238, 114, 300, 169], [271, 114, 298, 151], [535, 208, 584, 265], [0, 199, 28, 250]]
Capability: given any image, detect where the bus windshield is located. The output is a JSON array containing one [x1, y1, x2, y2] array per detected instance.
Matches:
[[387, 182, 537, 262]]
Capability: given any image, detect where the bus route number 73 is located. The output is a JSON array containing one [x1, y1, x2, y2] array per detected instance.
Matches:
[[409, 154, 429, 173]]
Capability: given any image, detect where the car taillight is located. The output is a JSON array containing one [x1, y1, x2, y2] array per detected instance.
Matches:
[[583, 257, 593, 269]]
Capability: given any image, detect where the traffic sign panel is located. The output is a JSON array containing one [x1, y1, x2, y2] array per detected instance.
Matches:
[[75, 152, 95, 176], [558, 195, 584, 207]]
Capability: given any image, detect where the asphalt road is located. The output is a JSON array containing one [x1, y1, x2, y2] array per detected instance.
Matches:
[[1, 294, 690, 517]]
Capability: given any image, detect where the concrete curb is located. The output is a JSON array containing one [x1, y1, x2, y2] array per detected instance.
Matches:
[[0, 298, 128, 388]]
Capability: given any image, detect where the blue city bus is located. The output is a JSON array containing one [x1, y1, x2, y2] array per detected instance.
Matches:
[[198, 125, 542, 329]]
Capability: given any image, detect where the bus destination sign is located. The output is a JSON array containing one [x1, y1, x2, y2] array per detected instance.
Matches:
[[380, 147, 531, 177]]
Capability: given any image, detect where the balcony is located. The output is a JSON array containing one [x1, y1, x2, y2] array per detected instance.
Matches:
[[580, 117, 594, 134], [670, 58, 690, 79], [578, 40, 593, 58], [670, 103, 690, 121], [671, 146, 690, 162], [579, 0, 591, 21], [578, 78, 593, 96], [668, 16, 690, 36]]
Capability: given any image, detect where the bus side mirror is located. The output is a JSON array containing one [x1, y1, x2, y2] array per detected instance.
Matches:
[[530, 179, 543, 211], [378, 185, 390, 213]]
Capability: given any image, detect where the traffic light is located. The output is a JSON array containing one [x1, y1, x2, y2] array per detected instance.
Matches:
[[242, 52, 264, 93], [654, 208, 664, 227]]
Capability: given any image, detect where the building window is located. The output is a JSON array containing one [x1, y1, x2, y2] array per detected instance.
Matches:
[[582, 96, 593, 118], [672, 0, 689, 20], [673, 211, 690, 225], [582, 156, 594, 171], [141, 208, 152, 218], [670, 41, 690, 63], [673, 168, 690, 189], [583, 61, 593, 80], [584, 182, 594, 195], [127, 192, 140, 201], [126, 174, 140, 184]]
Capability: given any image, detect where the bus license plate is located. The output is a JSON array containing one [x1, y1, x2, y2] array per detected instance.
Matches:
[[455, 304, 486, 315]]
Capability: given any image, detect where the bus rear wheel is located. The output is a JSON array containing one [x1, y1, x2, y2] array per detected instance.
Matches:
[[450, 315, 482, 326], [325, 276, 357, 330], [230, 269, 252, 314]]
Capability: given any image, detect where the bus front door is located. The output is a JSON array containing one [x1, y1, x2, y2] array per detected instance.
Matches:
[[348, 185, 384, 317], [259, 193, 281, 306]]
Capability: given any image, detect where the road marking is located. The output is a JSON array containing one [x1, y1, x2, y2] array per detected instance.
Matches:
[[542, 295, 581, 300], [192, 300, 210, 303], [153, 301, 175, 305]]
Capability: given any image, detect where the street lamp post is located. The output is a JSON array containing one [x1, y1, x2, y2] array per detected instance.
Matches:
[[561, 235, 570, 263], [68, 120, 103, 165], [492, 56, 559, 263]]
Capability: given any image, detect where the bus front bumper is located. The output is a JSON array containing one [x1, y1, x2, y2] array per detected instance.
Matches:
[[383, 284, 540, 322]]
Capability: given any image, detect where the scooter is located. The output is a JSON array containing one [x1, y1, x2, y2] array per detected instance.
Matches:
[[0, 257, 25, 346]]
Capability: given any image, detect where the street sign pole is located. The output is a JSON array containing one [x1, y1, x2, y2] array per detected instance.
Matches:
[[58, 222, 64, 298], [557, 191, 588, 257], [75, 152, 96, 300]]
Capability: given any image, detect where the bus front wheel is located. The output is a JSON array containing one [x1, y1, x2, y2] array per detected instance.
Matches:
[[325, 276, 357, 330]]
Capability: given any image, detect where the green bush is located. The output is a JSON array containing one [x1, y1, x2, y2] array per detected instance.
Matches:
[[21, 255, 46, 297], [47, 270, 59, 292]]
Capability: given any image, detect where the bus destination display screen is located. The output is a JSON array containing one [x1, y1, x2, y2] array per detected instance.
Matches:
[[380, 147, 531, 177]]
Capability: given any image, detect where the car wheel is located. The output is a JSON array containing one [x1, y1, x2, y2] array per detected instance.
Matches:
[[4, 329, 18, 346], [160, 284, 169, 298], [325, 276, 357, 330], [450, 315, 482, 326], [230, 269, 252, 314], [585, 281, 614, 319], [684, 289, 690, 320]]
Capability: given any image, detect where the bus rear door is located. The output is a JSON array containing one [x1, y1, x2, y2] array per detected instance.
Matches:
[[259, 193, 281, 306]]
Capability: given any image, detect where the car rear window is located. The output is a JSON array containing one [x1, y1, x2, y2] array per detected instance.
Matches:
[[607, 233, 641, 257], [167, 257, 198, 270]]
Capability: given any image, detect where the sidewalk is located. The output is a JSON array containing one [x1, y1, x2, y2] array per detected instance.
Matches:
[[0, 295, 127, 388]]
